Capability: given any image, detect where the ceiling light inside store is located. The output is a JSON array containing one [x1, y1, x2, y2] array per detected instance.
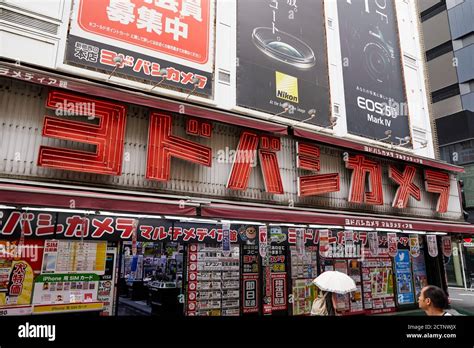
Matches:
[[401, 230, 426, 235], [220, 220, 266, 225], [427, 232, 448, 236], [344, 226, 375, 231], [0, 205, 16, 209], [376, 228, 402, 233], [268, 223, 308, 227], [308, 225, 343, 229], [21, 207, 96, 214], [99, 211, 162, 219], [164, 216, 219, 224]]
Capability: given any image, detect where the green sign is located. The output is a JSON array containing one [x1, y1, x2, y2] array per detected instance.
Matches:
[[35, 274, 100, 283]]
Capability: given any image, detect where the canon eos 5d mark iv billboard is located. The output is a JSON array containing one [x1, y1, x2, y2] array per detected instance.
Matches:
[[339, 0, 410, 142]]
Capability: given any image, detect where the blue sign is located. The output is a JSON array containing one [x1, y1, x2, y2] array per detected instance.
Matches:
[[394, 250, 415, 304]]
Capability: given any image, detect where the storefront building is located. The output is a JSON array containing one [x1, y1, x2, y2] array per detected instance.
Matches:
[[0, 66, 472, 316]]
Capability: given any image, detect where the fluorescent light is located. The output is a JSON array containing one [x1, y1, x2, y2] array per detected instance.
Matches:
[[21, 207, 96, 214], [376, 228, 402, 233], [99, 211, 162, 219], [221, 220, 265, 225], [269, 223, 308, 227], [309, 225, 344, 229], [427, 232, 448, 236], [0, 205, 15, 209], [344, 226, 375, 231], [165, 216, 219, 224], [402, 230, 426, 235]]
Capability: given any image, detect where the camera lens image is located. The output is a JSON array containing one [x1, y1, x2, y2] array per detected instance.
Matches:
[[363, 26, 395, 83], [252, 27, 316, 69], [364, 42, 391, 83]]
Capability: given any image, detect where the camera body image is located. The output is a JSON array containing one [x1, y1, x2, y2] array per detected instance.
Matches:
[[338, 0, 410, 141]]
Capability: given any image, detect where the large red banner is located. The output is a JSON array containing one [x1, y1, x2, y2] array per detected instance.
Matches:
[[76, 0, 211, 65]]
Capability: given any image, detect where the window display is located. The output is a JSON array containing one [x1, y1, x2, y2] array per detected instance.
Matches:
[[186, 243, 240, 316]]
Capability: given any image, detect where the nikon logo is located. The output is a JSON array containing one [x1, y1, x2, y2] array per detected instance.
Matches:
[[276, 71, 298, 103]]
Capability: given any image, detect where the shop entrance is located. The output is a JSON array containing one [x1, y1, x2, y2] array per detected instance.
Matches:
[[117, 241, 184, 316]]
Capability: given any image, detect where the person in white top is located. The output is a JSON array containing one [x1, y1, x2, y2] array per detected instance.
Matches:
[[418, 285, 452, 316]]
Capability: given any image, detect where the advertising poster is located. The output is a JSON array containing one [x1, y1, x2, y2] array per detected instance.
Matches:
[[338, 0, 410, 141], [427, 235, 438, 257], [442, 236, 452, 258], [269, 245, 287, 312], [387, 233, 398, 257], [242, 244, 259, 314], [412, 248, 428, 299], [361, 258, 395, 313], [319, 230, 330, 257], [0, 239, 44, 306], [368, 232, 378, 256], [67, 0, 214, 95], [32, 273, 100, 305], [394, 250, 415, 305], [409, 234, 420, 258], [222, 223, 231, 256], [291, 279, 315, 316], [259, 226, 268, 259], [98, 247, 117, 316], [347, 260, 364, 313], [42, 240, 107, 274], [334, 260, 350, 312], [236, 0, 330, 126]]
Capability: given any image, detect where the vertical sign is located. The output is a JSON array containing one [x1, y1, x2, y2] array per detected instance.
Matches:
[[296, 228, 305, 257], [387, 233, 398, 257], [427, 235, 438, 257], [338, 0, 410, 141], [259, 226, 268, 259], [236, 0, 330, 126], [368, 232, 379, 257], [409, 235, 420, 258], [242, 245, 259, 314], [319, 230, 330, 257], [222, 223, 231, 257], [394, 250, 414, 305], [441, 236, 452, 258]]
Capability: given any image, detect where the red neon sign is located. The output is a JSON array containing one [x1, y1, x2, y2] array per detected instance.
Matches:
[[38, 91, 127, 175]]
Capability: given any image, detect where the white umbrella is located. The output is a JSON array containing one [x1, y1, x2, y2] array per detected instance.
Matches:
[[312, 271, 357, 294]]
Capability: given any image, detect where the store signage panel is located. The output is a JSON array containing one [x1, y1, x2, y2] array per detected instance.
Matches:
[[236, 0, 330, 126], [67, 0, 214, 95], [33, 90, 453, 215], [338, 0, 410, 141]]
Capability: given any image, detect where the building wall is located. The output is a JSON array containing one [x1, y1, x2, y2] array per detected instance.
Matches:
[[0, 0, 437, 159], [0, 78, 463, 221]]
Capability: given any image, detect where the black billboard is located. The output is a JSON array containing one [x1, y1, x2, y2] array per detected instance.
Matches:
[[338, 0, 410, 142], [236, 0, 330, 126]]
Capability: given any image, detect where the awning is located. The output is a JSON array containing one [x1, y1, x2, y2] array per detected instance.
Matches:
[[293, 127, 464, 173], [0, 183, 196, 216], [0, 61, 287, 135], [201, 203, 474, 234]]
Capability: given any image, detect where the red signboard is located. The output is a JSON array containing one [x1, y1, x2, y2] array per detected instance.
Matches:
[[76, 0, 211, 65]]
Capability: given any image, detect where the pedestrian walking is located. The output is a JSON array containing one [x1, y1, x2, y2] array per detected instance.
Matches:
[[418, 285, 452, 316], [311, 289, 337, 316]]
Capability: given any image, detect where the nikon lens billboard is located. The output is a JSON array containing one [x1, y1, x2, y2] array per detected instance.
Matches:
[[236, 0, 330, 126]]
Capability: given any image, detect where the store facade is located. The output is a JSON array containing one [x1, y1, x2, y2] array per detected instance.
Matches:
[[0, 65, 472, 316]]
